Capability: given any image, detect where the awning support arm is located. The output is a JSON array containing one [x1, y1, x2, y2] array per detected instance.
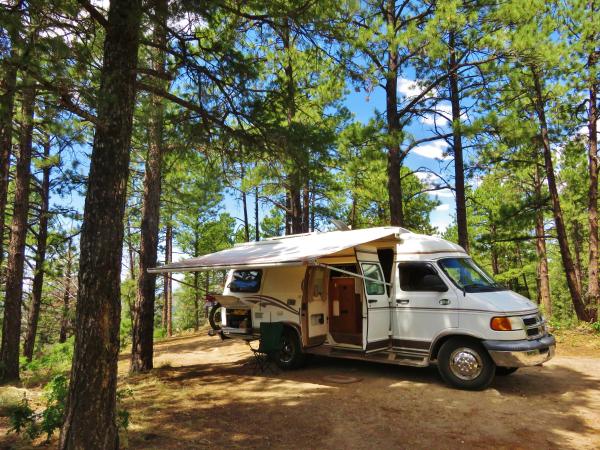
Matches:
[[316, 263, 392, 287]]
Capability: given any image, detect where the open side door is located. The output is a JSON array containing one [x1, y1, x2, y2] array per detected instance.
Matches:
[[360, 261, 390, 351], [301, 266, 328, 347]]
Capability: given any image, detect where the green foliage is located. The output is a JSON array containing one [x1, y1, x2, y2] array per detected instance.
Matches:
[[6, 375, 67, 442], [6, 376, 132, 442], [20, 338, 74, 387]]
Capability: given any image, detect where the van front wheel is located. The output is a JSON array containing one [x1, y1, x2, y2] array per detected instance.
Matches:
[[437, 338, 495, 390]]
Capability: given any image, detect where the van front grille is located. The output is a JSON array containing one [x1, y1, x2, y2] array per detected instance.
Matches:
[[522, 314, 545, 340]]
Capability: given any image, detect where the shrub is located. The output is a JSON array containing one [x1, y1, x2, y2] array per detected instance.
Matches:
[[7, 375, 132, 443], [21, 338, 74, 386]]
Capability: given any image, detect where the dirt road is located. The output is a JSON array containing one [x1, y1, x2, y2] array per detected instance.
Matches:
[[2, 329, 599, 449], [120, 330, 599, 450]]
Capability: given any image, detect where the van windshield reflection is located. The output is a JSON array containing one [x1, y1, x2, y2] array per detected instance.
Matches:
[[438, 258, 506, 293]]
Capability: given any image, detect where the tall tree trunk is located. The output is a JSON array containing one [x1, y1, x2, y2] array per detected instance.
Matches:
[[290, 187, 302, 233], [255, 186, 259, 241], [282, 18, 303, 234], [23, 139, 51, 361], [515, 243, 531, 299], [586, 45, 599, 318], [285, 191, 291, 235], [531, 67, 590, 322], [59, 1, 142, 448], [127, 216, 136, 280], [572, 221, 585, 294], [385, 0, 403, 227], [0, 84, 35, 383], [449, 30, 469, 251], [59, 239, 73, 343], [164, 222, 173, 337], [490, 223, 499, 276], [130, 0, 168, 374], [0, 9, 21, 269], [194, 271, 200, 331], [242, 189, 249, 240], [533, 164, 552, 316], [302, 183, 310, 233]]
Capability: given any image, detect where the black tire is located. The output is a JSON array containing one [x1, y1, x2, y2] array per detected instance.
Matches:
[[208, 303, 222, 331], [437, 337, 496, 390], [275, 328, 306, 370], [496, 366, 518, 376]]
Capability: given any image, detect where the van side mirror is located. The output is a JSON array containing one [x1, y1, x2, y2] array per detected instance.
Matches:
[[422, 274, 448, 292]]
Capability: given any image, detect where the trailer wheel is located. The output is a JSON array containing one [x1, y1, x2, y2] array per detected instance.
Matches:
[[496, 366, 518, 376], [437, 337, 495, 390], [275, 328, 306, 370], [208, 303, 222, 331]]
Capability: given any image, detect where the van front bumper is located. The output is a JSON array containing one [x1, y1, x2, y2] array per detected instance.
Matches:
[[482, 334, 556, 367]]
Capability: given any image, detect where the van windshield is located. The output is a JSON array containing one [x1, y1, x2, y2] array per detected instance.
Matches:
[[438, 258, 506, 293]]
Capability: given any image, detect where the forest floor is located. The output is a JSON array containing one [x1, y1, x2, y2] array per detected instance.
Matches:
[[1, 327, 600, 449]]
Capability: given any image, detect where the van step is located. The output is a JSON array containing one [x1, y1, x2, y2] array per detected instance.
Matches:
[[305, 345, 429, 367]]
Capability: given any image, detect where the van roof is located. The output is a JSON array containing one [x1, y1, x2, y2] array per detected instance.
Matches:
[[148, 226, 466, 273]]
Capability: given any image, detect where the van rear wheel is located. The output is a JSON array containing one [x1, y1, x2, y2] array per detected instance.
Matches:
[[275, 328, 306, 370], [437, 338, 495, 390]]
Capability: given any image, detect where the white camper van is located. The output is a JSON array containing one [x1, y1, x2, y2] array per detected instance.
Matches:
[[151, 227, 555, 390]]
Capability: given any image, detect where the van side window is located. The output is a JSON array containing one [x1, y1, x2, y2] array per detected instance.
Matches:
[[229, 270, 262, 293], [398, 263, 447, 292], [362, 263, 386, 295]]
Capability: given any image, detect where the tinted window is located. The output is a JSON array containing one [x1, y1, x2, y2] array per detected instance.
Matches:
[[362, 263, 386, 295], [398, 263, 447, 292], [229, 270, 262, 293]]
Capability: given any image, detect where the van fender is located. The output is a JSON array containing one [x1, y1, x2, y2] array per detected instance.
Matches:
[[429, 329, 483, 361], [279, 321, 302, 343]]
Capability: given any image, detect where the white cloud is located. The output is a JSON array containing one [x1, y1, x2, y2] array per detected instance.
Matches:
[[397, 77, 437, 98], [413, 140, 452, 160], [435, 203, 450, 212], [431, 189, 454, 198], [421, 103, 452, 126]]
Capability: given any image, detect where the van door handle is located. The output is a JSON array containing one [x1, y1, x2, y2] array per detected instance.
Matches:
[[367, 299, 377, 304], [396, 299, 409, 305], [439, 298, 451, 305]]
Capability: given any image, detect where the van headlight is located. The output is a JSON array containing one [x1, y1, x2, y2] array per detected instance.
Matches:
[[490, 316, 524, 331]]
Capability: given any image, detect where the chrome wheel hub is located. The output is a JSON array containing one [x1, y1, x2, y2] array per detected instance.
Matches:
[[449, 347, 483, 381]]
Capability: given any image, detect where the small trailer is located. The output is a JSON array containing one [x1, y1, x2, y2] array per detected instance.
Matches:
[[150, 226, 555, 390]]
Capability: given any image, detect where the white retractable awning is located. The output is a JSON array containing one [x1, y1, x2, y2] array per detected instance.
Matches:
[[148, 226, 406, 273]]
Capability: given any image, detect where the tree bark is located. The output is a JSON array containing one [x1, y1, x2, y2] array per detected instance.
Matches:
[[241, 167, 250, 242], [164, 222, 173, 337], [285, 191, 291, 235], [533, 163, 552, 317], [0, 84, 35, 384], [194, 271, 200, 331], [59, 239, 74, 343], [490, 223, 499, 276], [302, 183, 310, 233], [130, 0, 168, 374], [531, 67, 591, 322], [449, 30, 469, 251], [385, 0, 403, 226], [586, 45, 599, 318], [0, 7, 21, 269], [59, 1, 142, 448], [255, 186, 259, 241], [23, 139, 52, 361]]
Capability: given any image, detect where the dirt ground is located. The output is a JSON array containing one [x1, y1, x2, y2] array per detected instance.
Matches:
[[2, 328, 600, 449]]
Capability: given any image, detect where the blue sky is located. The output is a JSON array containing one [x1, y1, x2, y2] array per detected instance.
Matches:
[[224, 81, 457, 235]]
